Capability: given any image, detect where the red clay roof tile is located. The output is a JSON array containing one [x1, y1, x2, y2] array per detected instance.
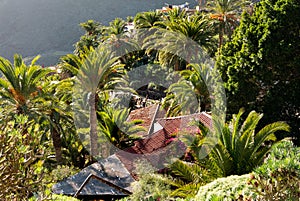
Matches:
[[127, 104, 165, 137], [117, 111, 212, 177]]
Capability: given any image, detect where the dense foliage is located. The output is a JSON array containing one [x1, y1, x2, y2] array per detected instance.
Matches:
[[217, 0, 300, 144], [249, 140, 300, 200], [0, 116, 48, 199], [127, 110, 289, 200], [0, 116, 79, 200], [195, 174, 256, 200], [195, 140, 300, 201], [0, 0, 298, 200]]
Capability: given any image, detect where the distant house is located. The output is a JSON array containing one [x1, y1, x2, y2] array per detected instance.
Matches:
[[52, 104, 212, 200]]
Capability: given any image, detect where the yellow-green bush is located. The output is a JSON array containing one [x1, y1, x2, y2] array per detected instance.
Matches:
[[194, 174, 257, 201]]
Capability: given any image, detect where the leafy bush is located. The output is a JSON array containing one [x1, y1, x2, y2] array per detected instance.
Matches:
[[129, 160, 173, 201], [0, 115, 79, 200], [195, 174, 257, 201], [193, 140, 300, 201], [29, 165, 79, 200], [0, 116, 50, 200], [248, 140, 300, 200]]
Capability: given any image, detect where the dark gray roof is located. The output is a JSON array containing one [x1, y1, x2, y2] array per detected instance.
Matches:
[[52, 155, 135, 197]]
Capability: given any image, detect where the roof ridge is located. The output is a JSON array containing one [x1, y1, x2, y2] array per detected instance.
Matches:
[[157, 112, 211, 120]]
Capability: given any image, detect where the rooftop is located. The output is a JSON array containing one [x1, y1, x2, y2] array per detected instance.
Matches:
[[53, 108, 212, 200]]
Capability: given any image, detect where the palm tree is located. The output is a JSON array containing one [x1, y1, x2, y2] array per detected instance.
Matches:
[[74, 20, 104, 56], [134, 11, 163, 29], [59, 53, 84, 78], [185, 109, 290, 176], [74, 46, 124, 157], [143, 13, 216, 70], [104, 18, 127, 37], [166, 13, 216, 50], [162, 63, 211, 116], [0, 54, 70, 163], [206, 0, 247, 48], [165, 7, 187, 23], [0, 54, 51, 115], [103, 18, 139, 67], [38, 75, 75, 163], [98, 106, 144, 153]]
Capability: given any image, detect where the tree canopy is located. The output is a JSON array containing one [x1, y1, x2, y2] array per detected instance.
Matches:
[[217, 0, 300, 144]]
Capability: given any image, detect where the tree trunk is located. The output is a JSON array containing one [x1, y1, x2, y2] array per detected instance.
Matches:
[[219, 30, 223, 49], [50, 111, 63, 163], [51, 126, 63, 163], [219, 22, 226, 49], [89, 92, 99, 157]]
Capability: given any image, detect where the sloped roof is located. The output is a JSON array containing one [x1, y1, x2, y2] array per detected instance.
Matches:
[[127, 104, 165, 137], [52, 155, 135, 198], [117, 112, 212, 177], [116, 129, 179, 178], [157, 112, 212, 135], [53, 111, 212, 197]]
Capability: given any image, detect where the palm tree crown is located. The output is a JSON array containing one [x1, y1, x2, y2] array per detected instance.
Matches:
[[0, 54, 51, 114], [187, 109, 290, 176]]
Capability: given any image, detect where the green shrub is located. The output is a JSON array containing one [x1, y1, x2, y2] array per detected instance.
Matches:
[[193, 140, 300, 201], [0, 116, 50, 200], [194, 174, 257, 201], [129, 160, 173, 201], [30, 165, 79, 200], [0, 115, 80, 200], [248, 140, 300, 200]]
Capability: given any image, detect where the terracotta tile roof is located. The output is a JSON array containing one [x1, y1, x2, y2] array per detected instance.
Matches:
[[157, 112, 212, 135], [127, 104, 165, 137], [116, 112, 212, 177], [116, 129, 170, 177]]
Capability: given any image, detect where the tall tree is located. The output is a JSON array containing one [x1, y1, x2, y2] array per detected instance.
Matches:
[[217, 0, 300, 144], [74, 20, 104, 56], [74, 46, 124, 157], [144, 13, 216, 70], [0, 54, 77, 163], [39, 75, 75, 163], [206, 0, 247, 48], [104, 17, 127, 37]]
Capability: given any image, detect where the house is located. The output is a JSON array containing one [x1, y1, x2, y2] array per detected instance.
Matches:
[[52, 105, 212, 200], [52, 155, 134, 200]]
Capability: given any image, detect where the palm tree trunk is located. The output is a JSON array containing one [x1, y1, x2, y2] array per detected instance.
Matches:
[[51, 127, 63, 163], [89, 92, 99, 157], [219, 30, 224, 49], [50, 111, 63, 163], [219, 23, 225, 49]]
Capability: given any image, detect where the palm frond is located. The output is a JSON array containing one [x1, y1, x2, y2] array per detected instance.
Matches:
[[170, 182, 202, 198]]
